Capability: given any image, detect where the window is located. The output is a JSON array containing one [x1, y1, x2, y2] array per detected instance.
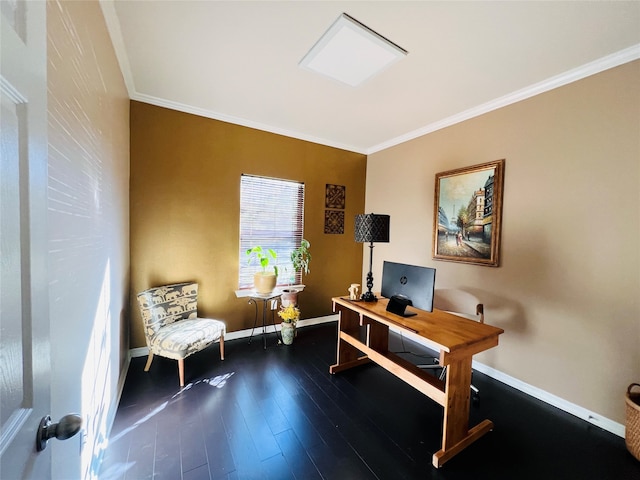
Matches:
[[239, 174, 305, 289]]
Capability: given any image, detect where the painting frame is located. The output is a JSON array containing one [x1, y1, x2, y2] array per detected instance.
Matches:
[[433, 159, 505, 267]]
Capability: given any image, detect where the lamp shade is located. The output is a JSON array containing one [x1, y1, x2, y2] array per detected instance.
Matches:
[[354, 214, 390, 243]]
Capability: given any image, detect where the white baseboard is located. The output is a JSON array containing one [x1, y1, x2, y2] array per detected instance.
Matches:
[[471, 362, 625, 438], [129, 314, 339, 357], [129, 346, 148, 358], [97, 350, 133, 472], [126, 315, 624, 438], [387, 324, 625, 438]]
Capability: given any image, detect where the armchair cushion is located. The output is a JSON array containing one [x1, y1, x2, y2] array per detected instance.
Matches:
[[148, 318, 225, 360]]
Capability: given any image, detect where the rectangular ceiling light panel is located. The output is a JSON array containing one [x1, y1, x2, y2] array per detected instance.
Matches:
[[300, 13, 408, 87]]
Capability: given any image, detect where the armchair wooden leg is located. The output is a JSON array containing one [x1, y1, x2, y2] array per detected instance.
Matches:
[[178, 358, 185, 387], [219, 336, 225, 360], [144, 353, 154, 372]]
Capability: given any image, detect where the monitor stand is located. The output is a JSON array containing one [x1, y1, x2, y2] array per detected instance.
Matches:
[[386, 295, 417, 317]]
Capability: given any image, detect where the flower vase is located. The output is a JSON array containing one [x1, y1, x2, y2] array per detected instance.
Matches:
[[281, 289, 299, 307], [281, 322, 295, 345]]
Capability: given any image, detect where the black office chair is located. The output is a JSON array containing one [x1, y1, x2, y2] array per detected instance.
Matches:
[[418, 289, 484, 403]]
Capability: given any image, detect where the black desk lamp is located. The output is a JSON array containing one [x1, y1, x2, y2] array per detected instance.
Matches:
[[355, 213, 390, 302]]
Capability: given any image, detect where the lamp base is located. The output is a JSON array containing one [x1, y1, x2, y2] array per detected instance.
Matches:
[[361, 291, 377, 302]]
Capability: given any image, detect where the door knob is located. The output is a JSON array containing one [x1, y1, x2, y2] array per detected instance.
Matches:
[[36, 414, 82, 452]]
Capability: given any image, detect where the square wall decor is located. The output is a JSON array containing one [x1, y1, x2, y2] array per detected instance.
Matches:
[[324, 210, 345, 234], [325, 184, 346, 209]]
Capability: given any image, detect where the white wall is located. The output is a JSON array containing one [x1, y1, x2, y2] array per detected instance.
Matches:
[[365, 60, 640, 426], [47, 1, 129, 478]]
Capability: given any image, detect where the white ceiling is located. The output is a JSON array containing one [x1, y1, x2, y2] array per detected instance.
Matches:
[[100, 1, 640, 154]]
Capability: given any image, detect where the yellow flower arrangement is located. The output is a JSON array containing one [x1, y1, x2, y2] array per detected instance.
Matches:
[[277, 304, 300, 323]]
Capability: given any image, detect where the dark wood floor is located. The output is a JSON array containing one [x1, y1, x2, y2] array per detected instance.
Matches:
[[99, 322, 640, 480]]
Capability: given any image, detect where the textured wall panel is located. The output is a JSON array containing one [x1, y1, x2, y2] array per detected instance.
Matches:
[[47, 0, 129, 477]]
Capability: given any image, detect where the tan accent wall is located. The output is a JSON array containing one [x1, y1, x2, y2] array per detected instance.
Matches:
[[130, 102, 366, 348], [366, 60, 640, 424]]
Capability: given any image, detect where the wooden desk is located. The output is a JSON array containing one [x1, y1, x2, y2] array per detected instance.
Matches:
[[330, 296, 504, 468]]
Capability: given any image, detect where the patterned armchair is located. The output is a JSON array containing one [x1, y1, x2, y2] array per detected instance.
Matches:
[[137, 282, 226, 386]]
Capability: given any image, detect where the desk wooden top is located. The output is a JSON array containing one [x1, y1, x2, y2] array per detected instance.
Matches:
[[332, 296, 504, 355]]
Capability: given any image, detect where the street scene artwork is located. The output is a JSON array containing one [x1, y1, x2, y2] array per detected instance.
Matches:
[[433, 159, 505, 267]]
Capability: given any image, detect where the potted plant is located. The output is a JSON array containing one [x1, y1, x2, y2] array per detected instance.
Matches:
[[282, 239, 311, 307], [291, 239, 311, 277], [246, 246, 278, 294], [277, 304, 299, 345]]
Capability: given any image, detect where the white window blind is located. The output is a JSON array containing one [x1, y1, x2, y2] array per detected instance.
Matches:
[[239, 174, 305, 289]]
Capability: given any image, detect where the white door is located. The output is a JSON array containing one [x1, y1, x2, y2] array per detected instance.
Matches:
[[0, 1, 51, 478]]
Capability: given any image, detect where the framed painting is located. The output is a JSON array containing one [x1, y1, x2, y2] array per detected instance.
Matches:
[[433, 159, 505, 267]]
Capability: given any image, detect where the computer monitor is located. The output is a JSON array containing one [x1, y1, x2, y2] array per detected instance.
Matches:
[[381, 261, 436, 316]]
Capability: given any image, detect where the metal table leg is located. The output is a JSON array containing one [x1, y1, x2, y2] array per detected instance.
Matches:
[[247, 297, 280, 349], [247, 298, 259, 345]]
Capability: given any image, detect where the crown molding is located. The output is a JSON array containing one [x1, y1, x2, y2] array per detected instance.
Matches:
[[131, 92, 368, 154], [100, 2, 639, 158], [367, 43, 640, 154], [99, 1, 135, 95], [134, 43, 640, 157]]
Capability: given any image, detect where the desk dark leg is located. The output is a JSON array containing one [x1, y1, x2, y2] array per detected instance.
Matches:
[[330, 305, 370, 373], [366, 318, 388, 353]]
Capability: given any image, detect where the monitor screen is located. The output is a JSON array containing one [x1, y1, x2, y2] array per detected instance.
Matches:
[[381, 261, 436, 314]]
